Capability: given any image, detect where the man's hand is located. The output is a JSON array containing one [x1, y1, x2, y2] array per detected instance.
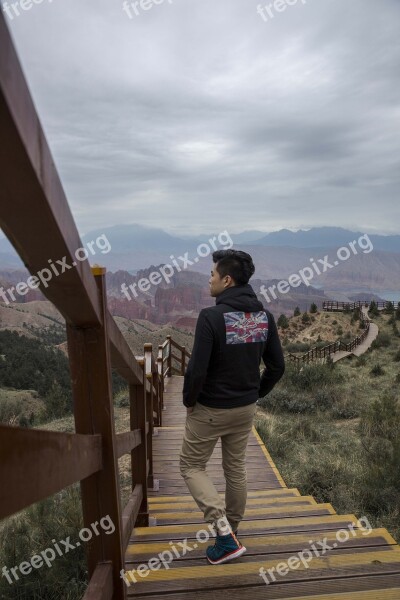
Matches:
[[186, 406, 195, 415]]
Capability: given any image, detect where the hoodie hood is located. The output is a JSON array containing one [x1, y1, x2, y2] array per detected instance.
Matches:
[[215, 283, 264, 312]]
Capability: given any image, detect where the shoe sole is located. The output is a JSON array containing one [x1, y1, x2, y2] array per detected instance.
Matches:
[[206, 544, 247, 565]]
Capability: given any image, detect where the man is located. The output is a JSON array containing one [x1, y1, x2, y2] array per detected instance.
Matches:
[[179, 249, 285, 565]]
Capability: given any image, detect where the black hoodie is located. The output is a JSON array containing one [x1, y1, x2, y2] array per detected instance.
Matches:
[[183, 283, 285, 408]]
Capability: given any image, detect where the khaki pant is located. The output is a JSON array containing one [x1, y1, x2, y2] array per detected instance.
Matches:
[[179, 401, 257, 533]]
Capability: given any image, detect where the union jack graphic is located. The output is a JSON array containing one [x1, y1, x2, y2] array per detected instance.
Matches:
[[223, 311, 269, 344]]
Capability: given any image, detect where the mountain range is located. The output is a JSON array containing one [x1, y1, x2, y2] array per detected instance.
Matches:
[[1, 225, 400, 295]]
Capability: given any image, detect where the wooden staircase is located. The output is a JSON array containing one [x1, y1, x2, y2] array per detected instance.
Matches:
[[125, 376, 400, 598]]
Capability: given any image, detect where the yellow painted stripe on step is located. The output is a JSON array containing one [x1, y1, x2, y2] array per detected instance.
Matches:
[[132, 514, 361, 536], [151, 503, 335, 521], [252, 426, 287, 488], [127, 527, 391, 556], [149, 496, 318, 511], [124, 548, 400, 585], [149, 489, 300, 503]]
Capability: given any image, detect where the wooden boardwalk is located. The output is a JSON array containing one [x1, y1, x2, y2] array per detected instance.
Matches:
[[126, 376, 400, 598], [332, 307, 379, 363]]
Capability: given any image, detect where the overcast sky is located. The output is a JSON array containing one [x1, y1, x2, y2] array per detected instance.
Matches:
[[3, 0, 400, 237]]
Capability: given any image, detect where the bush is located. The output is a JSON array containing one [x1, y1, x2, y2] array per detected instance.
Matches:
[[369, 301, 380, 317], [371, 332, 391, 349], [302, 312, 311, 324], [115, 389, 129, 407], [310, 303, 318, 314], [0, 486, 87, 599], [384, 301, 395, 315], [277, 314, 290, 329], [394, 350, 400, 362], [287, 363, 343, 391], [370, 364, 385, 377], [294, 306, 301, 317], [358, 395, 400, 512], [285, 341, 310, 354], [331, 395, 363, 419]]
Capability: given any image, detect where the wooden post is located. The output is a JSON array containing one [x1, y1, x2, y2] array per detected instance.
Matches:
[[130, 359, 149, 527], [66, 266, 126, 600], [144, 344, 154, 489], [181, 346, 186, 375], [166, 335, 172, 376], [157, 347, 164, 417]]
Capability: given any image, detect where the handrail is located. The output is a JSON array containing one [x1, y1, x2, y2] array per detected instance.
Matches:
[[0, 12, 191, 598]]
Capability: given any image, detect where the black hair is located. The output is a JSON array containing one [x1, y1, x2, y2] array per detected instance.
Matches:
[[212, 249, 255, 285]]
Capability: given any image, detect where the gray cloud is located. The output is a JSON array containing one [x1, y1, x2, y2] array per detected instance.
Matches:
[[3, 0, 400, 236]]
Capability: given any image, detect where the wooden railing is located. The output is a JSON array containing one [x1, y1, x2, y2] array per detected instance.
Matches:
[[0, 14, 191, 599], [322, 300, 397, 311], [287, 302, 373, 365]]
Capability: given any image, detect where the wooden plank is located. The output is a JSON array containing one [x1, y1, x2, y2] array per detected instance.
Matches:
[[127, 574, 400, 599], [126, 528, 397, 562], [66, 270, 126, 599], [153, 504, 335, 525], [130, 380, 149, 527], [0, 11, 144, 388], [116, 429, 142, 458], [123, 548, 400, 593], [130, 514, 364, 541], [0, 11, 101, 327], [149, 496, 313, 511], [83, 562, 113, 600], [0, 425, 102, 519], [148, 489, 301, 503], [122, 485, 143, 550], [108, 314, 148, 386]]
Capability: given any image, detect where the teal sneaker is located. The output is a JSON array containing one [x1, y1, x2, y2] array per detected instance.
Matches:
[[206, 532, 246, 565]]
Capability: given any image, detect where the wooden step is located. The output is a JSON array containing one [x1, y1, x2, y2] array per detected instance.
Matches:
[[124, 546, 400, 594]]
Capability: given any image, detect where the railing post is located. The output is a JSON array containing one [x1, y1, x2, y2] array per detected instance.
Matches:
[[66, 266, 126, 600], [181, 346, 186, 375], [167, 335, 172, 376], [130, 359, 149, 527], [144, 344, 154, 489], [157, 346, 165, 412]]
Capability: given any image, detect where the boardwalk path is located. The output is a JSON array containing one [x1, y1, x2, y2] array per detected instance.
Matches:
[[332, 306, 379, 363], [125, 376, 400, 599]]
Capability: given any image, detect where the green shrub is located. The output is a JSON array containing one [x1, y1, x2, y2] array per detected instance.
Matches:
[[371, 332, 391, 349], [287, 363, 343, 391], [0, 486, 87, 599], [310, 303, 318, 314], [370, 364, 385, 377], [358, 395, 400, 512], [277, 314, 290, 329], [294, 306, 301, 317], [285, 341, 310, 354], [369, 301, 380, 317], [384, 301, 395, 315], [115, 388, 130, 407], [394, 350, 400, 362], [331, 396, 362, 419], [258, 389, 317, 414], [302, 312, 311, 324]]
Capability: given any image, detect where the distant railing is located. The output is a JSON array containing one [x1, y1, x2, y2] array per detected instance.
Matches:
[[321, 300, 394, 311]]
